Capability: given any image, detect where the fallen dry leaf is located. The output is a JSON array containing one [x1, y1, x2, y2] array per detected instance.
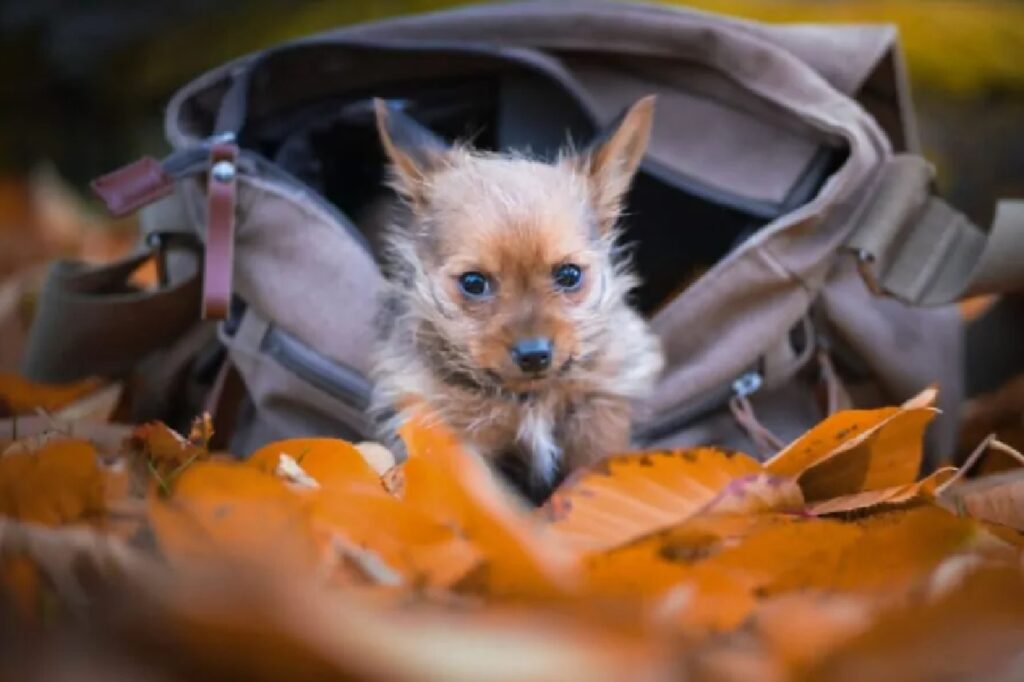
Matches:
[[3, 384, 1024, 682], [941, 468, 1024, 531], [399, 413, 579, 599], [147, 460, 324, 572], [0, 373, 103, 418], [127, 419, 208, 485], [767, 386, 938, 500], [806, 466, 957, 516], [803, 565, 1024, 682], [542, 448, 768, 552], [246, 437, 383, 493], [0, 438, 121, 525]]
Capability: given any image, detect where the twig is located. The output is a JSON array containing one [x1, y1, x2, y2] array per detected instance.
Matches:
[[988, 438, 1024, 467], [147, 457, 171, 497], [936, 433, 995, 495]]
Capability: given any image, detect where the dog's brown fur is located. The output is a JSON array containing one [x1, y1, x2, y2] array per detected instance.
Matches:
[[370, 97, 664, 502]]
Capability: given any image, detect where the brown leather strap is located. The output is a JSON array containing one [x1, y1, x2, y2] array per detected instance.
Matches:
[[90, 157, 175, 218], [203, 142, 239, 320]]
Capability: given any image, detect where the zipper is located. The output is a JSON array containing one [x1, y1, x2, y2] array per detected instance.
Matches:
[[259, 325, 373, 410], [633, 368, 763, 446]]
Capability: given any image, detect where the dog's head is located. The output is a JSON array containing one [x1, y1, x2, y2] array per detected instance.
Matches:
[[375, 97, 654, 393]]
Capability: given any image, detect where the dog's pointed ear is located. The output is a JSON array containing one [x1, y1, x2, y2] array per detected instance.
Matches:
[[582, 95, 655, 234], [374, 98, 448, 202]]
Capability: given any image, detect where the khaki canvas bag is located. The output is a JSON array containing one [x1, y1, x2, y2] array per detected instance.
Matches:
[[23, 0, 1024, 468]]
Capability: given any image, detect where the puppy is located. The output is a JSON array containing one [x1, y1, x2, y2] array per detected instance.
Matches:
[[369, 96, 664, 503]]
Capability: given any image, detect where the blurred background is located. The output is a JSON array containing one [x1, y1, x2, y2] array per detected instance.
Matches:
[[1, 0, 1023, 366]]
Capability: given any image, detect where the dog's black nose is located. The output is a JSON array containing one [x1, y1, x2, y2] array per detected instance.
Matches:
[[511, 338, 553, 374]]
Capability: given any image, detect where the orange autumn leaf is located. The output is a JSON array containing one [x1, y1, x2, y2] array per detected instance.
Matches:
[[803, 565, 1024, 682], [690, 506, 993, 600], [0, 373, 102, 417], [585, 505, 998, 634], [128, 420, 207, 476], [246, 438, 383, 493], [583, 514, 776, 595], [584, 514, 799, 631], [398, 413, 578, 599], [697, 473, 804, 517], [148, 461, 323, 572], [652, 567, 757, 634], [766, 387, 938, 500], [0, 438, 114, 525], [309, 490, 481, 588], [542, 448, 767, 553], [806, 466, 957, 516]]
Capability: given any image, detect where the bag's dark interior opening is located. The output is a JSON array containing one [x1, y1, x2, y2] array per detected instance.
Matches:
[[239, 61, 846, 316]]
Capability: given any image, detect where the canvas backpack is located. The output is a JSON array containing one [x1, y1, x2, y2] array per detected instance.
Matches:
[[23, 0, 1024, 468]]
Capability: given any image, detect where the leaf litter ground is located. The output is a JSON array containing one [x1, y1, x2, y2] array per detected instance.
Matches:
[[2, 378, 1024, 681]]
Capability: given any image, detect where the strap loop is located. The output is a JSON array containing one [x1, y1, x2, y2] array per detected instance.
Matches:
[[202, 142, 239, 320], [848, 154, 1024, 305]]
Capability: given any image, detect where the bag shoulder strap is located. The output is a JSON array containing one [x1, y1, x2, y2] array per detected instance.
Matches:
[[847, 154, 1024, 305], [21, 230, 201, 383]]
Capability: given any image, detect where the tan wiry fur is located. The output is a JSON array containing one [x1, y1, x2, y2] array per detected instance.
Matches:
[[369, 97, 664, 501]]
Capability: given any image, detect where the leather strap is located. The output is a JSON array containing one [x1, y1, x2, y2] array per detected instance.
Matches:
[[848, 154, 1024, 305], [203, 142, 239, 320], [90, 157, 175, 218]]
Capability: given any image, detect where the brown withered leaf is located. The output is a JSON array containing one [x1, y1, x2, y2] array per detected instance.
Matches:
[[941, 468, 1024, 531]]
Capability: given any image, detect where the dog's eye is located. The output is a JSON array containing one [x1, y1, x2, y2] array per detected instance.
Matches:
[[553, 264, 584, 291], [457, 271, 492, 299]]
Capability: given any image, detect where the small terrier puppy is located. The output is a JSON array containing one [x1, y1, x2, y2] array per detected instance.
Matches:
[[369, 96, 664, 503]]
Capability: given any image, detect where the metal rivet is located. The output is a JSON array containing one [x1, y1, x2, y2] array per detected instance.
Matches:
[[732, 371, 763, 398], [209, 131, 236, 144], [211, 160, 236, 183]]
